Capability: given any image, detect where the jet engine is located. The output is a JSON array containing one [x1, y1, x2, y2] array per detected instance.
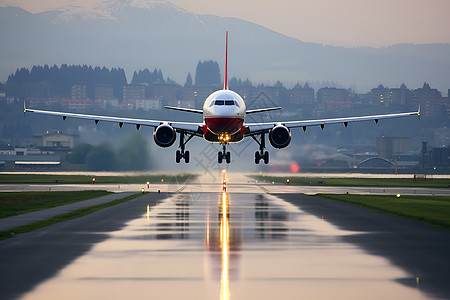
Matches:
[[153, 124, 176, 147], [268, 125, 291, 149]]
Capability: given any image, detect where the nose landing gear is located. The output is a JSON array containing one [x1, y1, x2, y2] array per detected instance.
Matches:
[[218, 144, 231, 164]]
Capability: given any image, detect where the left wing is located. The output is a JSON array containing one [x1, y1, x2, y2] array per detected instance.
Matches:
[[245, 108, 420, 135], [25, 107, 203, 136]]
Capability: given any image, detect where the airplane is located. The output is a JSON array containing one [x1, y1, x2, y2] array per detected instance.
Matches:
[[24, 31, 420, 165]]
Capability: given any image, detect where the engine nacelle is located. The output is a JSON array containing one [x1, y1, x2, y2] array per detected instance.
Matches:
[[153, 124, 176, 148], [269, 125, 291, 149]]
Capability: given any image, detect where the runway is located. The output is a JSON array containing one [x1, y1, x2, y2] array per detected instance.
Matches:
[[0, 176, 449, 299]]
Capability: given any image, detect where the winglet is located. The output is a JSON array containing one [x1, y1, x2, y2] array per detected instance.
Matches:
[[417, 105, 421, 119], [223, 31, 229, 90]]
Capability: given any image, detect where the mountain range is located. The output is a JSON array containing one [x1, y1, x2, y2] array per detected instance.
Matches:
[[1, 0, 449, 92]]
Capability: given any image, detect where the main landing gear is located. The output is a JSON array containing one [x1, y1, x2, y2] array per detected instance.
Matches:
[[176, 131, 194, 163], [252, 133, 269, 164], [218, 144, 231, 164]]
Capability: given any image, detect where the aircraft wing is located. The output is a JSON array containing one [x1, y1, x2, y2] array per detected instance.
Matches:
[[245, 108, 420, 135], [24, 107, 203, 136], [246, 107, 282, 114], [164, 106, 203, 114]]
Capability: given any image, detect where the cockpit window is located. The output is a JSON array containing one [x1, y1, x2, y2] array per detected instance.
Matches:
[[212, 99, 239, 106]]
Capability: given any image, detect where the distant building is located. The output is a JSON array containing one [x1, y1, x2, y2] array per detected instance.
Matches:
[[409, 83, 442, 117], [365, 85, 392, 106], [71, 84, 87, 100], [27, 98, 59, 109], [61, 99, 93, 112], [431, 147, 450, 168], [376, 137, 410, 159], [389, 83, 410, 106], [182, 85, 215, 108], [317, 87, 349, 103], [31, 131, 76, 149], [119, 100, 135, 110], [289, 84, 314, 105], [150, 83, 180, 107], [257, 85, 287, 106], [95, 84, 114, 100], [135, 97, 162, 111], [434, 127, 450, 147], [123, 84, 146, 101], [0, 144, 62, 171]]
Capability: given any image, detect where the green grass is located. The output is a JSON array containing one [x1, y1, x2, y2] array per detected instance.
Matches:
[[251, 175, 450, 188], [0, 173, 196, 184], [0, 192, 145, 241], [0, 190, 112, 219], [315, 194, 450, 230]]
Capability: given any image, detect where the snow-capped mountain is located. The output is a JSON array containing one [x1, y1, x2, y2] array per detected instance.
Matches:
[[0, 0, 449, 92], [53, 0, 192, 22]]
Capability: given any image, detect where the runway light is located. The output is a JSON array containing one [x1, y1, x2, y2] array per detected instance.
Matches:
[[141, 188, 145, 193], [397, 193, 401, 198], [147, 181, 150, 188], [161, 179, 164, 183], [92, 177, 96, 184], [286, 179, 290, 185]]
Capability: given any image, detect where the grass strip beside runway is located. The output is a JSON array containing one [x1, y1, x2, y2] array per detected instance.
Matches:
[[0, 173, 195, 184], [0, 192, 145, 241], [252, 175, 450, 188], [0, 191, 112, 219], [316, 194, 450, 230]]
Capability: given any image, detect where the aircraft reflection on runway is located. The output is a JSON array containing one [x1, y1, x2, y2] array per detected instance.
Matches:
[[205, 192, 241, 300], [220, 192, 230, 300], [17, 190, 433, 300], [254, 195, 289, 240]]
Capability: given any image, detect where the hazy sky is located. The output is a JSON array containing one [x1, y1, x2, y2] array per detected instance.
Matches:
[[4, 0, 450, 47]]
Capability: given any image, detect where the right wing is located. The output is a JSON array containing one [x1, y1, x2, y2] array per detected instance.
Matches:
[[246, 107, 282, 114], [245, 108, 420, 136], [164, 106, 203, 114], [25, 107, 203, 136]]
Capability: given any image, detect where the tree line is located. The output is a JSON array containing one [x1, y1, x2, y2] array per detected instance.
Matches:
[[6, 64, 127, 100]]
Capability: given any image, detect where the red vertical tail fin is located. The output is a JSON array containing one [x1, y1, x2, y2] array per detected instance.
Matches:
[[223, 31, 229, 90]]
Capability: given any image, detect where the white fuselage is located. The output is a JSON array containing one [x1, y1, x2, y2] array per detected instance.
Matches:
[[202, 90, 246, 136]]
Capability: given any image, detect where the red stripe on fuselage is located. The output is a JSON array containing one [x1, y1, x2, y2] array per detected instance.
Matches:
[[205, 117, 243, 135]]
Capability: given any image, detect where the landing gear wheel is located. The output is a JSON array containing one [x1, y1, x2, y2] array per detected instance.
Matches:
[[218, 152, 223, 164], [255, 151, 260, 164], [176, 150, 181, 163], [263, 151, 269, 164], [226, 151, 231, 164], [184, 150, 190, 163]]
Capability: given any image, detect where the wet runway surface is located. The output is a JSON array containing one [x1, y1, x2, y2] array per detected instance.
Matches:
[[2, 182, 449, 300]]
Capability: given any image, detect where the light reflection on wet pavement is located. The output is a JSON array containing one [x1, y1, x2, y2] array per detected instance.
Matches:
[[20, 191, 429, 300]]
